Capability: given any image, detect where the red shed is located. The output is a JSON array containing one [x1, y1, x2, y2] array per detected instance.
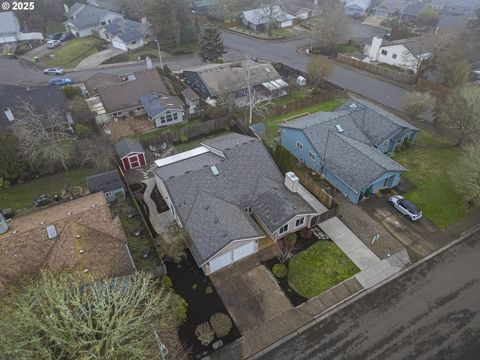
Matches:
[[115, 138, 146, 171]]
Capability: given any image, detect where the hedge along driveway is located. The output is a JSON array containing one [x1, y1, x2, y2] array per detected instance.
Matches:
[[43, 37, 106, 69], [288, 241, 359, 299]]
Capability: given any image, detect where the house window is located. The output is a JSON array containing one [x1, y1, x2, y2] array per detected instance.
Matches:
[[381, 49, 388, 55], [392, 53, 397, 59], [309, 151, 316, 161], [100, 21, 106, 25], [295, 217, 305, 228], [279, 224, 288, 235], [296, 141, 304, 151], [136, 106, 142, 110], [132, 40, 137, 45]]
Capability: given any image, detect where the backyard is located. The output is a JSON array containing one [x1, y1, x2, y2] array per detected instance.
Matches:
[[394, 131, 464, 228], [0, 168, 96, 213], [42, 37, 106, 68]]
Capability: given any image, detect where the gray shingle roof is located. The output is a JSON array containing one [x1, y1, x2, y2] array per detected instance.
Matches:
[[86, 170, 124, 193], [103, 18, 149, 42], [139, 94, 183, 119], [154, 133, 315, 266], [281, 98, 414, 192], [115, 138, 144, 159], [65, 2, 123, 30], [0, 11, 20, 35], [241, 5, 296, 25]]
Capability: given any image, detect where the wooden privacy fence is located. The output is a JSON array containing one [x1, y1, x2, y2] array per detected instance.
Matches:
[[336, 54, 416, 85], [295, 168, 334, 209]]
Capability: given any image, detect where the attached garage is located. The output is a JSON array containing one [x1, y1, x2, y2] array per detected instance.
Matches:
[[115, 138, 146, 171], [207, 240, 258, 273]]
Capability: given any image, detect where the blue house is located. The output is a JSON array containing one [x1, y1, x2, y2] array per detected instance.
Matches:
[[279, 98, 419, 204]]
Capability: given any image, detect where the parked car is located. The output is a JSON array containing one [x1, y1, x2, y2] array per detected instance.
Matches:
[[1, 208, 14, 220], [48, 77, 73, 87], [48, 32, 62, 41], [33, 194, 49, 207], [43, 67, 65, 75], [389, 195, 422, 221], [59, 32, 74, 42], [46, 40, 61, 49]]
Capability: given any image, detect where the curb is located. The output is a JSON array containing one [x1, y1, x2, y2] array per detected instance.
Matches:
[[249, 225, 480, 359]]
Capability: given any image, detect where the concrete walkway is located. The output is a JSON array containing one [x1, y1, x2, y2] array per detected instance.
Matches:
[[141, 178, 174, 235], [297, 183, 328, 215], [319, 217, 410, 289], [75, 47, 124, 70]]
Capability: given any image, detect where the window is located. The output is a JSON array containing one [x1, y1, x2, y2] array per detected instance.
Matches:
[[392, 53, 397, 59], [381, 49, 388, 55], [309, 151, 316, 161], [279, 224, 288, 235], [132, 40, 137, 45], [295, 217, 304, 228], [136, 106, 142, 110], [100, 21, 106, 25], [296, 141, 304, 151]]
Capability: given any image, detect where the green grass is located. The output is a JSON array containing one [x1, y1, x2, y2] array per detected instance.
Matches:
[[377, 62, 406, 73], [288, 242, 360, 299], [44, 21, 65, 35], [335, 44, 358, 53], [0, 168, 96, 212], [394, 131, 464, 228], [43, 37, 105, 68], [138, 119, 203, 139], [174, 131, 232, 152], [262, 98, 345, 145], [273, 89, 306, 106], [271, 28, 295, 39]]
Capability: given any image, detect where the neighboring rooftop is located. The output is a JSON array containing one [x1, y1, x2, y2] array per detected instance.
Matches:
[[65, 2, 123, 30], [0, 11, 20, 35], [241, 5, 296, 25], [139, 93, 184, 119], [0, 193, 135, 294], [154, 133, 315, 266], [367, 35, 429, 57], [86, 170, 124, 194], [115, 138, 144, 158], [103, 18, 149, 41]]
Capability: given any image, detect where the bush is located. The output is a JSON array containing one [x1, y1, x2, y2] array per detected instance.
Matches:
[[179, 134, 189, 143], [272, 263, 288, 279], [74, 123, 92, 138], [162, 275, 172, 289], [205, 286, 213, 295], [63, 85, 81, 99], [285, 233, 297, 247], [158, 225, 187, 264], [194, 322, 215, 346], [210, 312, 232, 338]]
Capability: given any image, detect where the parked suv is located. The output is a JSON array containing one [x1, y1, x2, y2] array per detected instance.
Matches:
[[43, 67, 65, 75], [33, 194, 49, 207], [389, 195, 422, 221], [46, 40, 61, 49]]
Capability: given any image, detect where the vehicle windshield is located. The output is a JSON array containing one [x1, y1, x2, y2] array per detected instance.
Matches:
[[400, 199, 420, 214]]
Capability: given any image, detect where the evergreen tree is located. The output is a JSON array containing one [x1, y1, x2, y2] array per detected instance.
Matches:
[[199, 24, 226, 63]]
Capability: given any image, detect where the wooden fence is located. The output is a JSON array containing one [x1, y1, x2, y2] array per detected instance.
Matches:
[[295, 168, 334, 209], [416, 78, 450, 95], [336, 54, 416, 85]]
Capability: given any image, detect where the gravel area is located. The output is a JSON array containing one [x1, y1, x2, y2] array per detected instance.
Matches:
[[334, 194, 405, 259]]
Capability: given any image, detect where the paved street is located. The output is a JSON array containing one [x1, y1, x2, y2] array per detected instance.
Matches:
[[258, 229, 480, 360]]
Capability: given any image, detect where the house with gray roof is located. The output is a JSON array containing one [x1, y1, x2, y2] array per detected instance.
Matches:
[[86, 170, 125, 202], [64, 2, 124, 37], [279, 98, 418, 204], [240, 5, 296, 31], [364, 35, 431, 73], [153, 133, 324, 274], [344, 0, 372, 17], [0, 11, 43, 45], [139, 94, 184, 128], [373, 0, 409, 18], [98, 18, 150, 51]]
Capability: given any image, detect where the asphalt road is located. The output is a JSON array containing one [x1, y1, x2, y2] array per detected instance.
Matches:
[[259, 229, 480, 360]]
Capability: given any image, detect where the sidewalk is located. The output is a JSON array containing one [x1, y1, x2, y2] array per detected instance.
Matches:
[[319, 217, 410, 289]]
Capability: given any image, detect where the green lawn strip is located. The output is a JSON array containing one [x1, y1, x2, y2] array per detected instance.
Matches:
[[138, 119, 203, 139], [288, 242, 360, 299], [262, 98, 345, 144], [174, 131, 232, 152], [0, 168, 96, 212], [414, 131, 453, 146], [44, 21, 65, 35], [394, 135, 464, 228], [273, 89, 306, 106], [376, 62, 406, 73], [335, 44, 358, 53], [43, 37, 105, 68]]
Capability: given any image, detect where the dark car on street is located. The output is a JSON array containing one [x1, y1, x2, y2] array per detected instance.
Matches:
[[33, 194, 49, 207]]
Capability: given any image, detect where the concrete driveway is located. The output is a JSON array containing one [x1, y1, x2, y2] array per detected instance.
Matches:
[[209, 247, 292, 334]]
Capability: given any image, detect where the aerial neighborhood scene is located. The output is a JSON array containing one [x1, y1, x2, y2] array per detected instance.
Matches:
[[1, 0, 480, 358]]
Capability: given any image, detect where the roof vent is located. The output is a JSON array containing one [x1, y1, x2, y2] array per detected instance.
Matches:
[[83, 268, 89, 273], [222, 232, 228, 237], [349, 103, 357, 111], [91, 204, 96, 207], [46, 225, 58, 239], [79, 249, 85, 254], [335, 124, 344, 133], [210, 166, 219, 176], [67, 212, 72, 215], [75, 234, 81, 239]]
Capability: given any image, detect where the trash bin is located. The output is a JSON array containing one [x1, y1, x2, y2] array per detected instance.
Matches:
[[34, 56, 38, 63]]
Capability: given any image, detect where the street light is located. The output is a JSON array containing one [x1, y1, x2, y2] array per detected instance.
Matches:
[[151, 39, 164, 70]]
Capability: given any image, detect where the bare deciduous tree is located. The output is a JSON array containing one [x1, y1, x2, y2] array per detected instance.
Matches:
[[450, 143, 480, 204], [402, 91, 434, 120], [311, 4, 349, 49], [78, 135, 116, 171], [306, 56, 333, 88], [11, 100, 73, 170]]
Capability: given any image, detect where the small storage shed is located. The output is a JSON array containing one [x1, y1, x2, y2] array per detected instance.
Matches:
[[86, 170, 126, 203], [115, 138, 146, 171]]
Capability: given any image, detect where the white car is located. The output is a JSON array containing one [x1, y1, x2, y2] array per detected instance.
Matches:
[[43, 67, 65, 75], [389, 195, 422, 221], [46, 40, 61, 49]]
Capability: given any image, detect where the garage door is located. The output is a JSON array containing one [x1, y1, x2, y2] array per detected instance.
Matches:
[[209, 252, 232, 273], [233, 241, 256, 262]]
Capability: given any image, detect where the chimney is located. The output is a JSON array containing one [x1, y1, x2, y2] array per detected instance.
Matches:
[[284, 172, 299, 193], [145, 56, 153, 70], [368, 36, 383, 60]]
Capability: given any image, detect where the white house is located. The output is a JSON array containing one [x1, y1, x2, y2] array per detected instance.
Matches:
[[63, 2, 124, 37], [344, 0, 372, 16], [138, 94, 184, 128], [98, 18, 150, 51], [240, 5, 296, 31], [0, 11, 43, 45], [364, 36, 430, 73]]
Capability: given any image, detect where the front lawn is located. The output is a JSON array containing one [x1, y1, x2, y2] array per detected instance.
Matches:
[[262, 98, 344, 145], [377, 62, 406, 73], [288, 241, 359, 299], [42, 37, 105, 68], [0, 168, 96, 212], [394, 131, 464, 228]]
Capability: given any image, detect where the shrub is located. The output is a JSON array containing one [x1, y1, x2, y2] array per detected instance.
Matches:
[[158, 225, 187, 264], [285, 233, 297, 247], [272, 263, 288, 279], [74, 123, 92, 138], [194, 322, 215, 346], [179, 134, 189, 143], [162, 275, 172, 289], [205, 286, 213, 295], [210, 313, 233, 338], [63, 85, 81, 99]]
